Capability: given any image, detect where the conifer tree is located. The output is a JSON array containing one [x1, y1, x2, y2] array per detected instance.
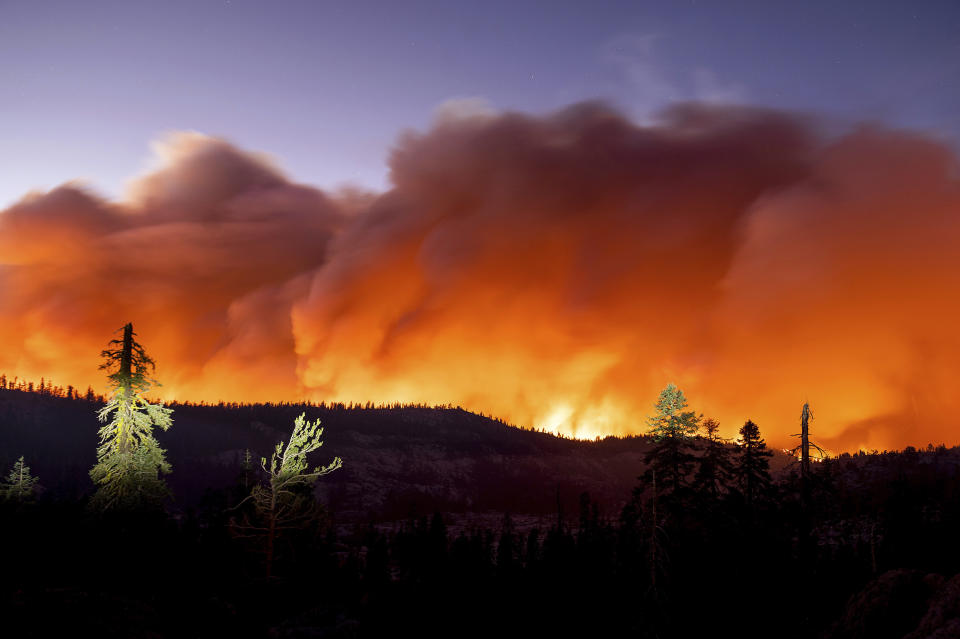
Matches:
[[497, 512, 518, 576], [524, 528, 541, 568], [231, 412, 342, 578], [735, 419, 773, 508], [693, 418, 733, 499], [240, 448, 254, 490], [89, 323, 173, 512], [644, 383, 702, 497], [1, 456, 40, 502]]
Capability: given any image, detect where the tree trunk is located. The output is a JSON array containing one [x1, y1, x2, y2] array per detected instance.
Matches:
[[671, 435, 681, 496], [650, 470, 657, 590], [800, 402, 812, 510], [800, 403, 811, 478], [266, 513, 276, 580], [117, 323, 134, 455], [120, 323, 133, 379], [266, 490, 277, 579]]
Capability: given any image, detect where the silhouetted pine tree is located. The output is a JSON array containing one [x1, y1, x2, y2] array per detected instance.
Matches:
[[524, 527, 541, 569], [497, 512, 518, 576], [735, 420, 773, 508], [617, 486, 645, 582], [362, 526, 391, 592], [425, 511, 448, 579], [693, 417, 733, 500]]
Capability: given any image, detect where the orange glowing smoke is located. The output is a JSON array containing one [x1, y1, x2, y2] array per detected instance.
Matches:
[[2, 103, 959, 452]]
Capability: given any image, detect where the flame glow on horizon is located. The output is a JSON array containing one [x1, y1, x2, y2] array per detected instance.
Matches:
[[2, 102, 959, 452]]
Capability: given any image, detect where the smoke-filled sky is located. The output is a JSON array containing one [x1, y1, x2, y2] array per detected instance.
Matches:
[[1, 1, 959, 452], [3, 0, 959, 206]]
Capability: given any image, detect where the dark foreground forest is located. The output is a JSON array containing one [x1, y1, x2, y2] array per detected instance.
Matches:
[[2, 382, 960, 638]]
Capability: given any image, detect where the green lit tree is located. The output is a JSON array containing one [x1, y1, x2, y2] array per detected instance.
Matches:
[[240, 448, 254, 490], [644, 383, 702, 497], [89, 323, 173, 512], [230, 412, 342, 579], [638, 383, 701, 599], [1, 456, 41, 502]]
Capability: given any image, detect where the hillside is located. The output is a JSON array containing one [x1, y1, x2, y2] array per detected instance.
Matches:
[[5, 386, 960, 637], [0, 386, 675, 519]]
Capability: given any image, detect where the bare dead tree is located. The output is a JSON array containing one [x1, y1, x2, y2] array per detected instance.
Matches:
[[789, 402, 827, 509]]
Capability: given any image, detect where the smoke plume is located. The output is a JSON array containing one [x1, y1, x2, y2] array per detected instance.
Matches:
[[2, 104, 958, 452]]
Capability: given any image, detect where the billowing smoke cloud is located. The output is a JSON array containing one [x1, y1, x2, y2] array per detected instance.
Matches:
[[0, 133, 344, 402], [1, 104, 958, 452]]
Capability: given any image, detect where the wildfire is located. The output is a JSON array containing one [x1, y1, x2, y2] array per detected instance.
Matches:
[[2, 103, 959, 452]]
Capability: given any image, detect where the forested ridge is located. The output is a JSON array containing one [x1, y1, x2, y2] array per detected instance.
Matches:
[[2, 379, 960, 638]]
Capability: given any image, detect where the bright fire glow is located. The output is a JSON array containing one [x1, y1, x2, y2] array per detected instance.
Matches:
[[2, 104, 959, 452]]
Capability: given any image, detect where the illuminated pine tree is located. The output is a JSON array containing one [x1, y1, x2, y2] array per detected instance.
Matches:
[[647, 384, 701, 439], [89, 323, 173, 512], [240, 448, 254, 490], [644, 383, 702, 497], [230, 412, 342, 579], [1, 456, 40, 503]]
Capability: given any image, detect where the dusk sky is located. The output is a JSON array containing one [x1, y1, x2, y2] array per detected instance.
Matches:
[[3, 0, 958, 207], [6, 5, 960, 628], [3, 1, 960, 452]]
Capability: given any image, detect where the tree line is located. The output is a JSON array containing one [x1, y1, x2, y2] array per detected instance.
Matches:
[[3, 327, 959, 637]]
